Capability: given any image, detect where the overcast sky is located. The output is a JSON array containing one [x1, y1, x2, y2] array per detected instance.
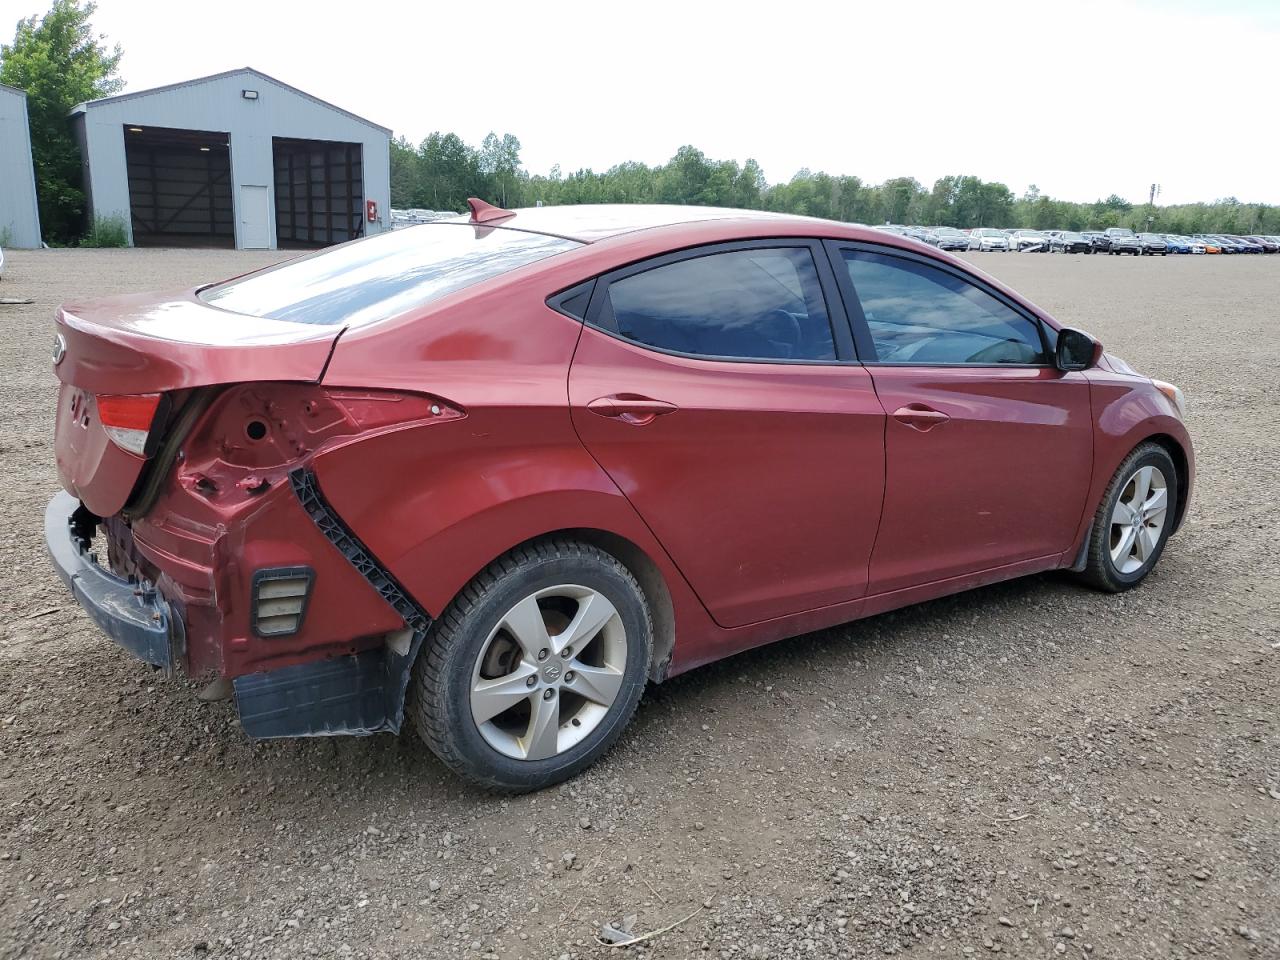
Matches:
[[5, 0, 1278, 205]]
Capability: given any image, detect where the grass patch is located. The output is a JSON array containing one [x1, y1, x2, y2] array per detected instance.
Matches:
[[80, 214, 129, 248]]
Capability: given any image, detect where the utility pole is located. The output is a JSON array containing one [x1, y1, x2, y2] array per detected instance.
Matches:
[[1147, 183, 1160, 232]]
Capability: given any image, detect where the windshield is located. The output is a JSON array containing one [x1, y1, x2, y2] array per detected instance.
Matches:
[[202, 223, 581, 326]]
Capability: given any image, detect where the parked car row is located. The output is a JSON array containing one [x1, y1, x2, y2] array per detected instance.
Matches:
[[872, 223, 1280, 256]]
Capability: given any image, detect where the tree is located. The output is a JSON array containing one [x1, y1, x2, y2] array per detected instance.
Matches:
[[398, 129, 1279, 234], [389, 135, 417, 207], [479, 132, 522, 207], [1, 0, 122, 243], [416, 132, 482, 211]]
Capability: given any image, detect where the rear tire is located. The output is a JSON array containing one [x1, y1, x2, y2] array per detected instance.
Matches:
[[1079, 443, 1179, 592], [410, 539, 652, 791]]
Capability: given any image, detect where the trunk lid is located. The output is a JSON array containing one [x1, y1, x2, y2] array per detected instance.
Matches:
[[54, 289, 342, 517]]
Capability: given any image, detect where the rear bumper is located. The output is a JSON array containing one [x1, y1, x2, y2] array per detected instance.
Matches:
[[45, 486, 426, 738], [44, 490, 182, 670]]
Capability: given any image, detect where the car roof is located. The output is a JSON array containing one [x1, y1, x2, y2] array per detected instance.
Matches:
[[439, 204, 820, 243]]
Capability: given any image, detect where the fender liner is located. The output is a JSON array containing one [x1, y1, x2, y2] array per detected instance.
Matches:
[[231, 469, 433, 738]]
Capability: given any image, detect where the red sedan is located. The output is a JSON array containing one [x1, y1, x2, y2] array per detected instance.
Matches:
[[46, 201, 1193, 790]]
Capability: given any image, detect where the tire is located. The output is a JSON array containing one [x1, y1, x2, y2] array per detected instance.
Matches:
[[1079, 442, 1179, 593], [410, 539, 652, 791]]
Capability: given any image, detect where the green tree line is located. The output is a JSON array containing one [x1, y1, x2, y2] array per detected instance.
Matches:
[[6, 1, 1277, 243], [392, 135, 1280, 236]]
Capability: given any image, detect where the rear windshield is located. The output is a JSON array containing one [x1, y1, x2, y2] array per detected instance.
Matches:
[[201, 223, 581, 326]]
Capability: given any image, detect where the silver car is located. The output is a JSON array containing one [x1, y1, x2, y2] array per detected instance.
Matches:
[[968, 228, 1010, 252]]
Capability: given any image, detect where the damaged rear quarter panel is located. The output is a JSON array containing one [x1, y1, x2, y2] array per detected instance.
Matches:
[[126, 386, 414, 678]]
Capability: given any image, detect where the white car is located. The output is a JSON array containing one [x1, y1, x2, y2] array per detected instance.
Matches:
[[968, 228, 1010, 252], [1007, 230, 1050, 252]]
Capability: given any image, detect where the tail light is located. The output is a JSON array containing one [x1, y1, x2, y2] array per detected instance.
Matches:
[[97, 393, 163, 456]]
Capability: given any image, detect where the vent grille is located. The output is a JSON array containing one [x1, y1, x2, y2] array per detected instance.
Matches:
[[252, 567, 314, 637]]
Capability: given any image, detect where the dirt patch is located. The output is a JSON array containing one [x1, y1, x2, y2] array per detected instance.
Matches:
[[0, 248, 1276, 959]]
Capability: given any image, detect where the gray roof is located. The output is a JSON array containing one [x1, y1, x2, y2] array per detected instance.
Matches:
[[0, 81, 28, 98], [69, 67, 391, 134]]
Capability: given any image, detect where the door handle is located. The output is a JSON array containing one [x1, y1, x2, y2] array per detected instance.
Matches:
[[892, 404, 950, 431], [587, 395, 678, 425]]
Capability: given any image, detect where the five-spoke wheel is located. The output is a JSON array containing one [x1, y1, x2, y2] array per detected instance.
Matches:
[[470, 585, 628, 761], [1108, 464, 1169, 574], [1082, 443, 1179, 592], [411, 540, 651, 792]]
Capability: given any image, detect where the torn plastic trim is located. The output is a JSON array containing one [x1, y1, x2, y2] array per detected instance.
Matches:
[[233, 628, 424, 737], [229, 468, 435, 738], [288, 467, 432, 635]]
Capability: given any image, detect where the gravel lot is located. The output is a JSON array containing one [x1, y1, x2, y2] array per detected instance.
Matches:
[[0, 248, 1276, 960]]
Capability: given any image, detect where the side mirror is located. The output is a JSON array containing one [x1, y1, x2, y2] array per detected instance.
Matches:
[[1055, 327, 1101, 371]]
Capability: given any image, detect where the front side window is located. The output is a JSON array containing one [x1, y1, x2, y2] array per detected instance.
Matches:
[[597, 247, 836, 362], [842, 250, 1047, 365]]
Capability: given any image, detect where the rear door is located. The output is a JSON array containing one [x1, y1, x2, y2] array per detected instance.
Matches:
[[827, 241, 1093, 595], [567, 240, 885, 629]]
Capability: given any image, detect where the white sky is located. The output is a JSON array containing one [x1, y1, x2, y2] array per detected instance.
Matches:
[[4, 0, 1277, 205]]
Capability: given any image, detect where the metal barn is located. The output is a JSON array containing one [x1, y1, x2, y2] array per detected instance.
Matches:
[[70, 68, 391, 250], [0, 82, 43, 248]]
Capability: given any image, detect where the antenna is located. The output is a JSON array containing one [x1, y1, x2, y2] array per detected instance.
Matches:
[[467, 198, 516, 224]]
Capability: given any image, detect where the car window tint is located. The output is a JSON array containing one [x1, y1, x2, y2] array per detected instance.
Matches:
[[843, 250, 1047, 365], [202, 223, 580, 327], [600, 247, 835, 361]]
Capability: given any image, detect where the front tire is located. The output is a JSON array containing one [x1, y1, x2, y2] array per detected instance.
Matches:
[[1079, 443, 1178, 592], [410, 539, 652, 791]]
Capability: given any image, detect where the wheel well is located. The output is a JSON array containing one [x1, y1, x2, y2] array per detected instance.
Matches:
[[1145, 433, 1190, 531], [486, 529, 678, 684]]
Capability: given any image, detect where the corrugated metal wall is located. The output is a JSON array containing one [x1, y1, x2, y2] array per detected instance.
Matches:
[[0, 85, 43, 248], [76, 70, 390, 250]]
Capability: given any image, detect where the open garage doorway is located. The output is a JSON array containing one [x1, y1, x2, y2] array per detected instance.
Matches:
[[124, 125, 233, 247], [272, 137, 364, 248]]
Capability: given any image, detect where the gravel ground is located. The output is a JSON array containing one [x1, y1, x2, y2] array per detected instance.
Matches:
[[0, 247, 1277, 960]]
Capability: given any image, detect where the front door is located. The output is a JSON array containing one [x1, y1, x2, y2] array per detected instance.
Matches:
[[829, 243, 1094, 595], [568, 241, 886, 628]]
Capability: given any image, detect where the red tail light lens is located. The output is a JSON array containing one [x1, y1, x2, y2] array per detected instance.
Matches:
[[97, 393, 162, 456]]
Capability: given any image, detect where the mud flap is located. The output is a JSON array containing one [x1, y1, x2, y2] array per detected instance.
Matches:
[[233, 629, 424, 738]]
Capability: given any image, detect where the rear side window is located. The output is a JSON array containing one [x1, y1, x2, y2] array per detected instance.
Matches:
[[842, 250, 1047, 365], [597, 247, 836, 362], [201, 223, 580, 327]]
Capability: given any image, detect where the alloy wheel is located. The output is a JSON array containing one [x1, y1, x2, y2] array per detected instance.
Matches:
[[469, 585, 627, 761], [1109, 465, 1169, 574]]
